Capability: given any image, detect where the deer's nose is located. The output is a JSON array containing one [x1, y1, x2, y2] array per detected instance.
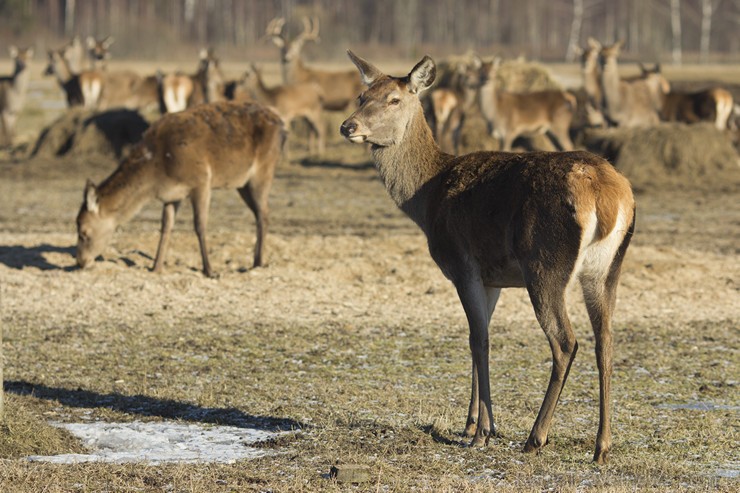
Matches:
[[340, 120, 357, 137]]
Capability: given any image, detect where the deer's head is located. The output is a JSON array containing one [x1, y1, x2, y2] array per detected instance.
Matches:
[[340, 51, 436, 147], [76, 180, 116, 269]]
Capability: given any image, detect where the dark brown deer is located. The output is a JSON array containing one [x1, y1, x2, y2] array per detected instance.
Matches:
[[77, 101, 286, 277], [0, 46, 34, 146], [659, 86, 734, 130], [472, 57, 576, 151], [265, 16, 362, 111], [340, 51, 635, 464]]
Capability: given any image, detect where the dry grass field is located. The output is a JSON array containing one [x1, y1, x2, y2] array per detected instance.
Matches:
[[0, 58, 738, 492]]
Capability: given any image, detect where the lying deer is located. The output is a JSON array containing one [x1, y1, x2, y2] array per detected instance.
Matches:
[[236, 64, 325, 155], [599, 41, 668, 127], [266, 16, 362, 111], [472, 57, 576, 151], [0, 46, 34, 146], [76, 101, 286, 277], [340, 51, 635, 464]]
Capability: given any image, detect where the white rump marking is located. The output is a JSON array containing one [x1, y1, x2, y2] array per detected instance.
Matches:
[[576, 208, 630, 284]]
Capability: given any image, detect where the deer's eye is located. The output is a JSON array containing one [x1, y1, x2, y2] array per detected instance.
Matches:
[[389, 98, 401, 106]]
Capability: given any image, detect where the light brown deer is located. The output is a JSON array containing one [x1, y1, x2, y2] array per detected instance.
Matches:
[[158, 49, 217, 113], [86, 35, 114, 70], [0, 46, 34, 146], [599, 42, 668, 127], [659, 86, 734, 130], [575, 37, 606, 127], [62, 36, 85, 73], [472, 57, 576, 151], [265, 16, 362, 111], [76, 101, 285, 277], [236, 64, 325, 155], [340, 51, 635, 464]]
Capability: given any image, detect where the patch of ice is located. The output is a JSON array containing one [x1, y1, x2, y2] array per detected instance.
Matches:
[[27, 421, 293, 464]]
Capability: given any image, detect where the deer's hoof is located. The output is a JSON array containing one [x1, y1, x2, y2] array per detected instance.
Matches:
[[593, 447, 610, 465], [523, 436, 548, 454]]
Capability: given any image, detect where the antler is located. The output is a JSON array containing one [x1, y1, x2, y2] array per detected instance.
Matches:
[[265, 17, 287, 48], [298, 16, 321, 43]]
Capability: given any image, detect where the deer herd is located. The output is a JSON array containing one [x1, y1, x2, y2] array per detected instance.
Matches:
[[3, 18, 738, 465]]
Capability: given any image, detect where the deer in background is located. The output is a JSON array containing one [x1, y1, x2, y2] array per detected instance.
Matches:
[[575, 37, 606, 127], [44, 48, 85, 107], [658, 85, 734, 130], [77, 101, 286, 278], [469, 57, 575, 151], [158, 48, 218, 113], [340, 51, 635, 464], [86, 35, 114, 70], [265, 16, 362, 111], [599, 41, 668, 127], [0, 46, 34, 146], [236, 64, 325, 155]]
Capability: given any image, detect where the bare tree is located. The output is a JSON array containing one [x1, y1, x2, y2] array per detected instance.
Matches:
[[670, 0, 682, 65], [566, 0, 585, 62]]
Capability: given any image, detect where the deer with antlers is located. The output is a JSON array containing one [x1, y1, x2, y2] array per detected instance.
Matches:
[[265, 16, 362, 112], [340, 51, 635, 464], [0, 46, 34, 146], [77, 101, 286, 277], [235, 64, 325, 155]]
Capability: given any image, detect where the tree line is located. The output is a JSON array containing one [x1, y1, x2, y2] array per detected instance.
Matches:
[[2, 0, 738, 63]]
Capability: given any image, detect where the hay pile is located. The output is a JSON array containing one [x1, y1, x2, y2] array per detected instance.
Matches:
[[581, 122, 740, 190], [31, 108, 149, 160]]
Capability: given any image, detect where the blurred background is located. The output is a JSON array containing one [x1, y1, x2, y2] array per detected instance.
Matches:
[[1, 0, 739, 63]]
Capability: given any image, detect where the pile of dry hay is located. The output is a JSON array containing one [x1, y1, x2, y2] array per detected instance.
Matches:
[[31, 108, 149, 160], [581, 122, 740, 191]]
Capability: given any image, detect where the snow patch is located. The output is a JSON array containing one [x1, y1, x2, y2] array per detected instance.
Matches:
[[27, 421, 292, 464]]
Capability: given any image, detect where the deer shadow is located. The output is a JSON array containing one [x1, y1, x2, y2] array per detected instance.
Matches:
[[5, 380, 303, 432], [298, 157, 375, 170], [0, 243, 76, 271]]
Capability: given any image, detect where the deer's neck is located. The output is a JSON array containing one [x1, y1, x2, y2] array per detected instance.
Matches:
[[251, 74, 276, 104], [53, 59, 75, 86], [98, 150, 158, 224], [583, 59, 602, 103], [601, 58, 622, 110], [479, 76, 500, 124], [371, 107, 449, 228]]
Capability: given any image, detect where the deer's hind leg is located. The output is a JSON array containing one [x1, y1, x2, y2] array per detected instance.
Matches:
[[238, 174, 272, 269], [152, 201, 181, 273], [523, 267, 579, 454], [190, 185, 214, 277]]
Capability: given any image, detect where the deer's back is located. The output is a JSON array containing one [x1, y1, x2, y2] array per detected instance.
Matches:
[[428, 150, 633, 285], [143, 101, 284, 189]]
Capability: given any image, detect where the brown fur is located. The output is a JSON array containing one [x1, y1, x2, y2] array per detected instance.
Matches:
[[0, 46, 33, 146], [77, 101, 286, 277], [660, 87, 734, 130], [341, 52, 635, 464]]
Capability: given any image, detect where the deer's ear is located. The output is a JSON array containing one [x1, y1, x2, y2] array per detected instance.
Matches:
[[408, 55, 436, 94], [84, 179, 99, 214], [8, 46, 18, 58], [86, 36, 96, 49], [347, 50, 383, 86], [587, 37, 601, 50]]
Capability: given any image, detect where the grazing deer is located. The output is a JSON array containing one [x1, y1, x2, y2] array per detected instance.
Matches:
[[659, 87, 734, 131], [236, 64, 325, 155], [0, 46, 34, 146], [76, 101, 285, 277], [471, 57, 575, 151], [340, 51, 635, 464], [599, 42, 668, 127], [86, 35, 114, 69], [265, 16, 362, 111]]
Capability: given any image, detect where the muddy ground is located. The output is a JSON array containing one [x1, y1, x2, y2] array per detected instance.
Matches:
[[0, 60, 738, 491]]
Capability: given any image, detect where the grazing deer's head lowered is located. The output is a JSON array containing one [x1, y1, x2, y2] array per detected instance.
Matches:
[[77, 101, 286, 277], [341, 51, 635, 464]]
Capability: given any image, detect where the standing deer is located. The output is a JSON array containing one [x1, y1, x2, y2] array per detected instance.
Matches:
[[575, 37, 606, 127], [158, 49, 217, 113], [472, 57, 576, 151], [86, 36, 114, 69], [599, 41, 668, 127], [76, 101, 285, 277], [659, 86, 734, 130], [340, 51, 635, 464], [236, 64, 325, 155], [0, 46, 34, 146], [265, 16, 362, 111]]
